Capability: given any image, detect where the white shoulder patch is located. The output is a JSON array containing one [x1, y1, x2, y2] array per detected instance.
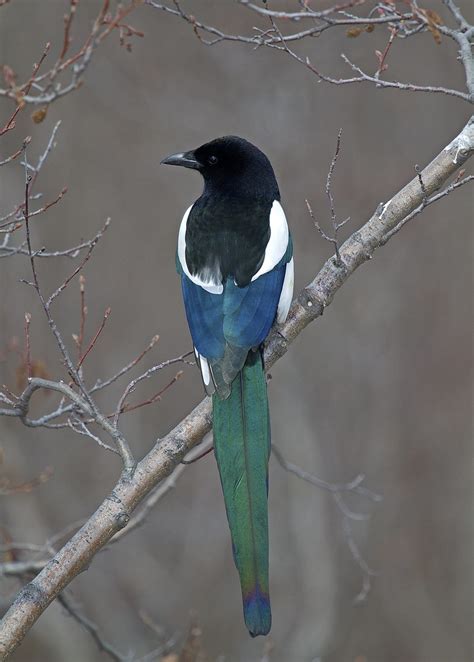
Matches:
[[178, 205, 223, 295], [251, 200, 289, 282], [277, 257, 294, 323]]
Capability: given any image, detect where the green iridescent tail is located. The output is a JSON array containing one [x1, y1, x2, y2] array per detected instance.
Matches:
[[212, 351, 271, 637]]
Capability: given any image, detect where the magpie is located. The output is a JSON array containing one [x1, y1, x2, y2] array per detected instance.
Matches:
[[161, 136, 294, 637]]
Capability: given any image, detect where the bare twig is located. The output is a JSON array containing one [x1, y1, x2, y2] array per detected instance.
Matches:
[[0, 136, 31, 167], [180, 444, 214, 465], [58, 0, 79, 62], [18, 156, 122, 469], [76, 307, 111, 370], [23, 313, 32, 381], [272, 444, 380, 601], [0, 466, 53, 497], [0, 340, 185, 434], [0, 43, 51, 135], [57, 592, 127, 662], [271, 445, 380, 501], [374, 26, 398, 79], [114, 370, 183, 424], [45, 222, 110, 308], [306, 129, 351, 267], [92, 334, 160, 392], [0, 2, 143, 108], [66, 417, 119, 456], [146, 0, 474, 103], [381, 171, 474, 245], [74, 275, 87, 361], [0, 122, 67, 278], [113, 354, 192, 427], [0, 186, 67, 232]]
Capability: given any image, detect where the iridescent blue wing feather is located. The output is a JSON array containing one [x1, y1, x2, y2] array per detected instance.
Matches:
[[178, 239, 292, 365]]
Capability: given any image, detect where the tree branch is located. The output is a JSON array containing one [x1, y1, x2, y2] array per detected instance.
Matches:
[[146, 0, 474, 103], [0, 1, 143, 108]]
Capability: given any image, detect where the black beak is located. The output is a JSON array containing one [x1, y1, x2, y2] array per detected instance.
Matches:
[[160, 150, 200, 170]]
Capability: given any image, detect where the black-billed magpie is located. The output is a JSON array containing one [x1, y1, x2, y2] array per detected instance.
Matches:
[[162, 136, 293, 637]]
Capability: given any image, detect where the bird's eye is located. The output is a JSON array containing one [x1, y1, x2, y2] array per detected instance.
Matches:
[[208, 155, 218, 166]]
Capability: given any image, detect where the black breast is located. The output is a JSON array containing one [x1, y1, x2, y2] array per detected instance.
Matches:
[[185, 192, 273, 288]]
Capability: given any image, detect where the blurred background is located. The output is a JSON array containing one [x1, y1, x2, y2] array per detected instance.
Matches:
[[0, 2, 472, 660]]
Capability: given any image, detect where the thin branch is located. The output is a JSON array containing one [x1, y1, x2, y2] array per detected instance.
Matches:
[[381, 172, 474, 245], [66, 417, 119, 456], [0, 43, 51, 135], [18, 159, 126, 470], [0, 121, 67, 276], [114, 369, 183, 425], [57, 592, 127, 662], [45, 221, 110, 307], [0, 466, 53, 497], [76, 307, 111, 370], [92, 334, 160, 392], [76, 275, 87, 361], [339, 53, 471, 102], [23, 313, 32, 381], [0, 560, 50, 575], [306, 130, 351, 267], [0, 442, 207, 572], [27, 120, 62, 190], [271, 445, 380, 501], [58, 0, 79, 62], [0, 2, 143, 108], [0, 187, 67, 233], [273, 443, 380, 602], [113, 355, 191, 428], [374, 26, 398, 79], [0, 136, 31, 167], [0, 344, 186, 433], [146, 0, 474, 102], [443, 0, 470, 32], [0, 226, 110, 259]]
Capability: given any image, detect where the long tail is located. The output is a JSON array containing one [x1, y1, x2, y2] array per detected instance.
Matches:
[[212, 351, 271, 637]]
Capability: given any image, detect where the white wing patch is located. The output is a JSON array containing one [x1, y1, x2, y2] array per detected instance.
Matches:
[[178, 205, 223, 294], [251, 200, 289, 282], [277, 257, 294, 323], [199, 355, 211, 386], [194, 347, 216, 394]]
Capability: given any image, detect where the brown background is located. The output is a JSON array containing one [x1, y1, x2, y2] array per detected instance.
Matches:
[[0, 1, 472, 660]]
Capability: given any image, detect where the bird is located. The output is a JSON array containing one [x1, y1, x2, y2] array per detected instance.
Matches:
[[161, 136, 293, 637]]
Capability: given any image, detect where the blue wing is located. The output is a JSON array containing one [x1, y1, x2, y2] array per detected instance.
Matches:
[[181, 266, 286, 358], [178, 238, 292, 397]]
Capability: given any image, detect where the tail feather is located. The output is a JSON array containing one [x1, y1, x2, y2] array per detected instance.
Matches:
[[212, 351, 271, 637]]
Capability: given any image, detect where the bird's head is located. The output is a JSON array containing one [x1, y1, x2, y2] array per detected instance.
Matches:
[[161, 136, 278, 196]]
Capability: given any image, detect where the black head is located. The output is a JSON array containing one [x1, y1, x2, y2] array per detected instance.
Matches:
[[161, 136, 279, 198]]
